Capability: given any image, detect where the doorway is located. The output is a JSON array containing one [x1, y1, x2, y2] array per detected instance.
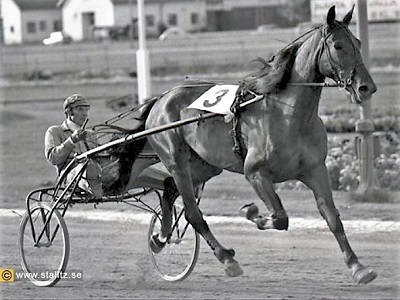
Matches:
[[82, 12, 95, 40]]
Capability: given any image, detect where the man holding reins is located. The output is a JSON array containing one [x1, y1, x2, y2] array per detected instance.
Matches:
[[44, 93, 174, 200]]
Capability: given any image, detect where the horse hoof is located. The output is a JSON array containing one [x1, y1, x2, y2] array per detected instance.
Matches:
[[224, 260, 244, 277], [239, 203, 259, 221], [353, 266, 378, 284], [149, 234, 166, 254]]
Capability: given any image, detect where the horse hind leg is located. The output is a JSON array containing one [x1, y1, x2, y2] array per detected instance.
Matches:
[[146, 112, 243, 276], [171, 163, 243, 276], [184, 208, 243, 277], [175, 165, 243, 277], [149, 176, 179, 253]]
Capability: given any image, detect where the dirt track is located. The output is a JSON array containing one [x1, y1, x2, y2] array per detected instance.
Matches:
[[1, 206, 399, 300]]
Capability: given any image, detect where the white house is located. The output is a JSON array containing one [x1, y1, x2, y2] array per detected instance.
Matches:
[[57, 0, 207, 41], [105, 0, 208, 38], [57, 0, 114, 41], [1, 0, 303, 45], [1, 0, 61, 45], [1, 0, 208, 44]]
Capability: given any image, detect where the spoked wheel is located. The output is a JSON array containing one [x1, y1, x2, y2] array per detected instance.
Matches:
[[148, 197, 200, 281], [19, 202, 70, 287]]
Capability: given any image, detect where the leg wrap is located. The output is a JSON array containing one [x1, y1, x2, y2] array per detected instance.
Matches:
[[214, 248, 236, 263], [317, 197, 341, 233], [272, 210, 289, 231]]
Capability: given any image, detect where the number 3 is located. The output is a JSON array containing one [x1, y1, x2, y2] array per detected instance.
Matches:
[[203, 89, 229, 107]]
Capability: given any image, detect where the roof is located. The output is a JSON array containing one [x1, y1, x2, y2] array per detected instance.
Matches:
[[14, 0, 59, 10], [111, 0, 200, 4], [206, 0, 223, 4], [57, 0, 202, 7]]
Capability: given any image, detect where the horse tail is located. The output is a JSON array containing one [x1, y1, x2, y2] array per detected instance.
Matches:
[[104, 96, 159, 195], [131, 96, 159, 132]]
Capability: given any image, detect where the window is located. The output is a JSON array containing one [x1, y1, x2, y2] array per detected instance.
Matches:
[[146, 15, 155, 27], [10, 26, 14, 33], [191, 13, 199, 25], [27, 22, 36, 33], [167, 14, 177, 26], [53, 20, 62, 31], [39, 21, 46, 31]]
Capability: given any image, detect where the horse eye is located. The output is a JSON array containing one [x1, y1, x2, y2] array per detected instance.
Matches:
[[334, 44, 343, 50]]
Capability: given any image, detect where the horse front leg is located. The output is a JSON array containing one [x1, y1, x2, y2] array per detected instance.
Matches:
[[300, 163, 377, 284], [241, 167, 289, 231]]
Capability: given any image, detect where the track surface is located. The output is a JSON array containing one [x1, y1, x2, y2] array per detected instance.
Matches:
[[1, 206, 399, 299]]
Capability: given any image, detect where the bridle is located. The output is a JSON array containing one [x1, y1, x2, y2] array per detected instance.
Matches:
[[314, 22, 361, 91], [250, 24, 363, 108], [285, 22, 362, 91]]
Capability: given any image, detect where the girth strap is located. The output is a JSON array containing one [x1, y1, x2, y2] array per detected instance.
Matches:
[[229, 87, 248, 161]]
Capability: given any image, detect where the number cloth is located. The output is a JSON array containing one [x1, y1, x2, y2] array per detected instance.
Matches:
[[187, 85, 239, 120]]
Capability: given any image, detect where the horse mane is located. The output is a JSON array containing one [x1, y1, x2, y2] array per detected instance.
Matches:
[[241, 42, 303, 94]]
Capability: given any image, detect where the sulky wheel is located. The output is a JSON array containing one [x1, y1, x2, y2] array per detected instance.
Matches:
[[148, 198, 200, 281], [19, 202, 70, 287]]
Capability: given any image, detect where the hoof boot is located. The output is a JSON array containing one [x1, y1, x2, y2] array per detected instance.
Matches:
[[149, 234, 166, 254], [239, 203, 259, 221]]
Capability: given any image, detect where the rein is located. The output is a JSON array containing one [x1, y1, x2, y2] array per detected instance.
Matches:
[[288, 82, 338, 87]]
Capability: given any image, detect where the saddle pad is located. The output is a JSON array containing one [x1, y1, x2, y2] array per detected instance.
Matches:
[[187, 85, 239, 118]]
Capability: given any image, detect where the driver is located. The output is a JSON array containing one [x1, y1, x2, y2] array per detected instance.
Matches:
[[44, 94, 104, 198], [44, 93, 173, 199]]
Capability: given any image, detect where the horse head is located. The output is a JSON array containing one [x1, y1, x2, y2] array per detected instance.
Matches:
[[317, 5, 377, 103]]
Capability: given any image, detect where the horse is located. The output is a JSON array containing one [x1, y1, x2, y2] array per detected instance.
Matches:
[[143, 6, 378, 284]]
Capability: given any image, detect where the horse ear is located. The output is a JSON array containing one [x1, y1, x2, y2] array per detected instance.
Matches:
[[343, 5, 355, 25], [327, 6, 336, 26]]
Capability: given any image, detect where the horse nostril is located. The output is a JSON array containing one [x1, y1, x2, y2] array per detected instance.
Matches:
[[358, 85, 369, 95]]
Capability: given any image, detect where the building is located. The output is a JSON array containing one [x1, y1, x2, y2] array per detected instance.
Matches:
[[1, 0, 311, 45], [57, 0, 114, 41], [1, 0, 61, 44], [1, 0, 208, 44], [58, 0, 207, 41], [112, 0, 207, 38], [206, 0, 290, 31]]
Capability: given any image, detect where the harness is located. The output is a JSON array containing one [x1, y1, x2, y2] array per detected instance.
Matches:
[[229, 86, 264, 161]]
